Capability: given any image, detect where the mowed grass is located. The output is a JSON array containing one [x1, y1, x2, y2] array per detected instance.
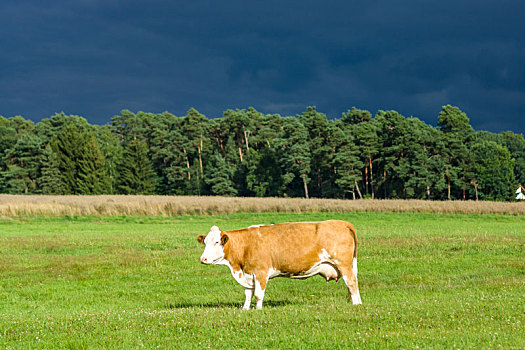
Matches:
[[0, 212, 524, 349]]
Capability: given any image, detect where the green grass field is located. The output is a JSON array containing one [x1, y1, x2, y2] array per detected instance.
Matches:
[[0, 212, 524, 349]]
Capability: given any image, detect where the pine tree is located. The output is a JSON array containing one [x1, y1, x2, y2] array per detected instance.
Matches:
[[332, 126, 364, 199], [499, 132, 525, 187], [374, 110, 406, 198], [77, 132, 111, 195], [222, 109, 252, 164], [470, 140, 515, 200], [181, 108, 209, 183], [298, 107, 333, 197], [0, 119, 18, 192], [51, 123, 111, 194], [205, 153, 237, 196], [401, 118, 441, 199], [38, 145, 66, 194], [437, 105, 474, 136], [244, 148, 282, 197], [145, 112, 185, 194], [341, 107, 372, 125], [0, 118, 17, 157], [1, 134, 43, 194], [117, 139, 156, 194], [274, 117, 311, 198], [96, 126, 123, 194], [353, 120, 380, 198], [50, 123, 82, 194]]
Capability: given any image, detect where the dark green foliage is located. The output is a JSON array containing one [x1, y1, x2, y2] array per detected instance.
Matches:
[[469, 140, 515, 200], [402, 118, 441, 199], [374, 110, 408, 198], [76, 132, 111, 195], [332, 126, 364, 199], [0, 118, 17, 191], [1, 134, 43, 194], [146, 112, 186, 195], [434, 106, 474, 199], [38, 145, 66, 194], [96, 126, 123, 194], [341, 107, 372, 125], [50, 123, 83, 194], [6, 116, 35, 136], [352, 119, 380, 198], [469, 130, 525, 189], [0, 118, 17, 155], [244, 148, 282, 197], [50, 122, 111, 194], [298, 107, 335, 198], [274, 117, 311, 198], [437, 105, 474, 136], [205, 153, 237, 196], [1, 106, 522, 201], [117, 139, 156, 194], [499, 132, 525, 186]]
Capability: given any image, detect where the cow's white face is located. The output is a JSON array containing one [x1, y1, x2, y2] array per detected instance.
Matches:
[[197, 226, 228, 265]]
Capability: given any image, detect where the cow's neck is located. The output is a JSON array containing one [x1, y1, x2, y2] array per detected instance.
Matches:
[[223, 231, 245, 271], [220, 231, 254, 288]]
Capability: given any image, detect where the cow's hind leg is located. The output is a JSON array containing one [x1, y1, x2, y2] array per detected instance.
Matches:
[[243, 287, 254, 310], [339, 265, 362, 305]]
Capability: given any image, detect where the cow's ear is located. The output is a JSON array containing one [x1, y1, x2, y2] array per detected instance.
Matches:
[[197, 235, 205, 244], [221, 233, 229, 246]]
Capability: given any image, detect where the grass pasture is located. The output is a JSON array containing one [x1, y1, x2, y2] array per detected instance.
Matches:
[[0, 211, 524, 349]]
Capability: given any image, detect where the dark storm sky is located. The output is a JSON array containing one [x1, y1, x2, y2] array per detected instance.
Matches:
[[1, 1, 524, 133]]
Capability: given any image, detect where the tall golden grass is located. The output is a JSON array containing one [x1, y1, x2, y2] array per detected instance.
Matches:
[[0, 195, 524, 217]]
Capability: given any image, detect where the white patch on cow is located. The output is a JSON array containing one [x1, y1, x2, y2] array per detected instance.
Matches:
[[268, 267, 281, 279], [353, 257, 358, 276], [248, 224, 264, 238], [254, 278, 265, 310], [243, 288, 254, 310], [248, 224, 274, 228], [319, 248, 331, 260], [224, 264, 253, 288]]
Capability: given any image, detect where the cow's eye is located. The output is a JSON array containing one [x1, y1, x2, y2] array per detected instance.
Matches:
[[215, 241, 220, 245]]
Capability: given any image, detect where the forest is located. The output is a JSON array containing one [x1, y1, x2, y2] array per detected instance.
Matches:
[[0, 105, 523, 201]]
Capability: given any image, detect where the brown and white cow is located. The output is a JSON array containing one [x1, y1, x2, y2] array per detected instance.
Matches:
[[197, 220, 362, 310]]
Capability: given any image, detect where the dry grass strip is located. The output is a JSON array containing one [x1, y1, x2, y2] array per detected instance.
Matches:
[[1, 195, 524, 217]]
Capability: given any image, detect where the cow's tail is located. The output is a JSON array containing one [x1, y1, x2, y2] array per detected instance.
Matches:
[[346, 222, 358, 276]]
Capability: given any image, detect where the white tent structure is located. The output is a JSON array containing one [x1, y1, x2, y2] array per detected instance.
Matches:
[[516, 186, 525, 200]]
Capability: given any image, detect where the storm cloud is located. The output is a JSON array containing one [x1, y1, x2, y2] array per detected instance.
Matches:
[[1, 0, 524, 133]]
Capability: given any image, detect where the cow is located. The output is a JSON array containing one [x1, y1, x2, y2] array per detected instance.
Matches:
[[197, 220, 362, 310]]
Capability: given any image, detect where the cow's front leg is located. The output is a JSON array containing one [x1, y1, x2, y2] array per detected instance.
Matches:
[[253, 273, 268, 310], [243, 287, 254, 310]]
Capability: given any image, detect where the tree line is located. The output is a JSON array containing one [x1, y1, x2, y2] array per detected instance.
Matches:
[[1, 105, 524, 201]]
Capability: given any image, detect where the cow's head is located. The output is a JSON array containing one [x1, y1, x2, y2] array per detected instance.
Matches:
[[197, 226, 229, 265]]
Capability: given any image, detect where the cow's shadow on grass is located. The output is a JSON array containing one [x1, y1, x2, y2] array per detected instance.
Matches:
[[166, 299, 293, 309]]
